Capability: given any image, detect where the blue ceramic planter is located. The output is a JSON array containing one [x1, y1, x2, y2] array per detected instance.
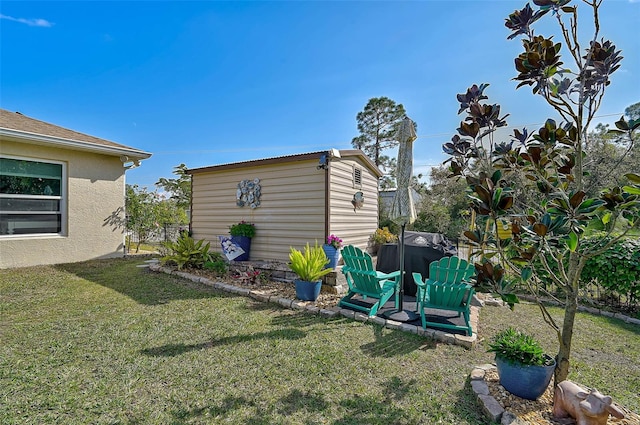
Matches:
[[294, 279, 322, 301], [230, 236, 251, 261], [495, 355, 555, 400], [322, 244, 340, 270]]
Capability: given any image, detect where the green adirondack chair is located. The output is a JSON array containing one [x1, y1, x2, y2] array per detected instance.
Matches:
[[338, 245, 401, 317], [412, 256, 476, 336]]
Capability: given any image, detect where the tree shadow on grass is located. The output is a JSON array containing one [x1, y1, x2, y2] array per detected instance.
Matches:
[[269, 309, 352, 329], [168, 378, 418, 425], [55, 259, 232, 306], [360, 325, 435, 358], [268, 311, 433, 357], [169, 391, 327, 425], [140, 328, 306, 357]]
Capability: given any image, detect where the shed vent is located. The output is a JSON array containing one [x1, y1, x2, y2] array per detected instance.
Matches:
[[353, 166, 362, 188]]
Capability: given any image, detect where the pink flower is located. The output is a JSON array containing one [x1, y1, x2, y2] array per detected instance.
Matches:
[[327, 234, 343, 249]]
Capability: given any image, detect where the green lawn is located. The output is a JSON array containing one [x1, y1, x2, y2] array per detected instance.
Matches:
[[1, 258, 638, 424]]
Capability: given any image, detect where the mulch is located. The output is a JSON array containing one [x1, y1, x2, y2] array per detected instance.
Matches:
[[485, 367, 640, 424]]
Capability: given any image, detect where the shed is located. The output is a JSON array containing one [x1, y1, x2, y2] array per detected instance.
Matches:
[[187, 149, 382, 262], [0, 109, 151, 268]]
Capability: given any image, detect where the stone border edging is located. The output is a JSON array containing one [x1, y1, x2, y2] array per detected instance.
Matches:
[[517, 294, 640, 326], [470, 364, 507, 424], [147, 263, 479, 349]]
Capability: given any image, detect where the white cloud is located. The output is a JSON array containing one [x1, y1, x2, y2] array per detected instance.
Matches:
[[0, 14, 54, 27]]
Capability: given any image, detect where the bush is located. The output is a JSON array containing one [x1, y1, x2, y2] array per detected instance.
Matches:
[[488, 327, 547, 366], [370, 227, 398, 245], [204, 252, 228, 276], [581, 236, 640, 301], [162, 234, 212, 270], [377, 218, 399, 235]]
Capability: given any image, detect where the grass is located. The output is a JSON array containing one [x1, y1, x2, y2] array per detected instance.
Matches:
[[1, 258, 638, 424], [126, 241, 161, 253]]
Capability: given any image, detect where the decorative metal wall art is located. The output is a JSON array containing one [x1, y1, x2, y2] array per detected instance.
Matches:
[[351, 191, 364, 211], [236, 178, 261, 208]]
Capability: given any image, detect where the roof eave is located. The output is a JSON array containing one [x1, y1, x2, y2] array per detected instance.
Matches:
[[187, 151, 325, 175], [188, 149, 383, 178], [0, 128, 152, 160], [337, 149, 383, 177]]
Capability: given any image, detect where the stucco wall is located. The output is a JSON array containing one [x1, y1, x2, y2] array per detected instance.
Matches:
[[0, 140, 126, 268]]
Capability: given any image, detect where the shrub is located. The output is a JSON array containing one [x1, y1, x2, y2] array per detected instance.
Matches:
[[581, 236, 640, 301], [488, 327, 547, 366], [370, 227, 398, 245], [204, 252, 228, 276], [377, 218, 399, 235], [162, 233, 212, 270]]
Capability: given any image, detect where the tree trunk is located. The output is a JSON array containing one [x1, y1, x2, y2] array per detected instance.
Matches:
[[555, 253, 586, 383], [556, 288, 577, 383]]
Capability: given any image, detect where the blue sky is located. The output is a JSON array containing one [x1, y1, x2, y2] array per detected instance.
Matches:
[[2, 1, 638, 188]]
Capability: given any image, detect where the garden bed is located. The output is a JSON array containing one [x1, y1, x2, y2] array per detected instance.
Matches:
[[473, 365, 640, 425]]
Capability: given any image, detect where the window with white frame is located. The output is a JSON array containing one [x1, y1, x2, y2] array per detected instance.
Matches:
[[0, 156, 65, 236]]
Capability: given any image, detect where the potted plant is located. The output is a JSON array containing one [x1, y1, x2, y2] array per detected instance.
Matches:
[[228, 220, 255, 261], [322, 234, 343, 269], [289, 242, 333, 301], [369, 227, 398, 255], [488, 327, 556, 401]]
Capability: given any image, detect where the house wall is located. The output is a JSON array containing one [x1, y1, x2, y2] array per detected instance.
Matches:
[[190, 158, 327, 262], [328, 158, 379, 251], [0, 140, 126, 268]]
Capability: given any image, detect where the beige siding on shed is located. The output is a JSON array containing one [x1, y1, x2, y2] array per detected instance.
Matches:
[[191, 159, 327, 262], [327, 158, 379, 251]]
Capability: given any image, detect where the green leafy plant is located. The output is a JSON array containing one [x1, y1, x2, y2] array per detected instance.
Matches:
[[288, 242, 333, 282], [229, 221, 256, 238], [488, 327, 548, 366], [581, 236, 640, 301], [203, 252, 228, 276], [370, 227, 398, 245], [443, 1, 640, 384], [162, 233, 212, 270]]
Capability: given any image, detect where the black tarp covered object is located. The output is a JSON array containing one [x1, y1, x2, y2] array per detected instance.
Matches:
[[376, 231, 457, 296]]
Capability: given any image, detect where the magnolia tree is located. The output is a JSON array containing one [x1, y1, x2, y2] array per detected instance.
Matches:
[[443, 0, 640, 383]]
